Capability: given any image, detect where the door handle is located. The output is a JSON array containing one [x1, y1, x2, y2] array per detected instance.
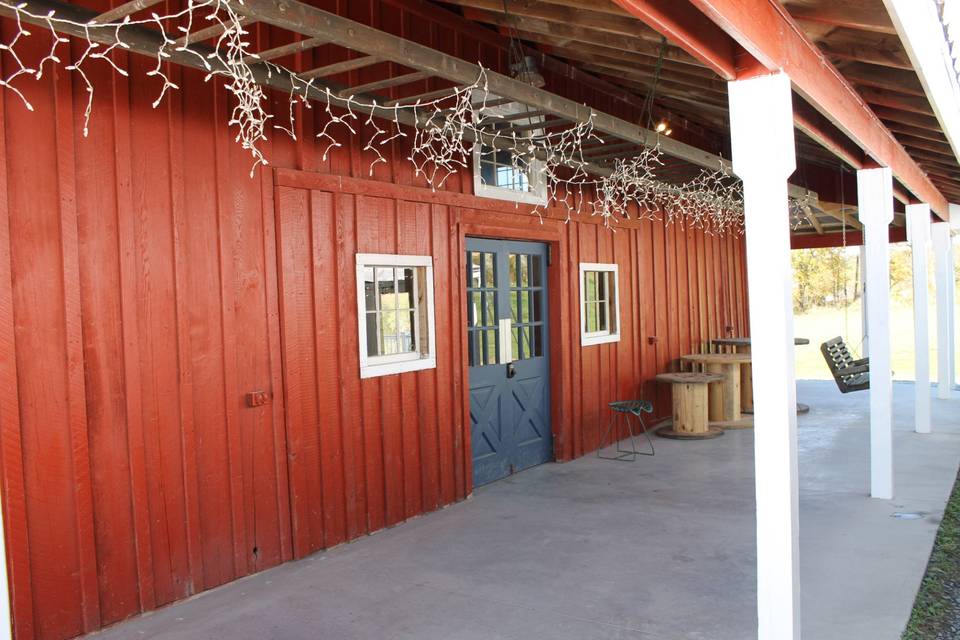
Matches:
[[498, 318, 513, 365], [506, 362, 517, 379]]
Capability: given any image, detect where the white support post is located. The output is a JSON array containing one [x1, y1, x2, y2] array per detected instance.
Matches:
[[728, 72, 800, 640], [933, 220, 953, 399], [860, 244, 869, 354], [907, 204, 931, 433], [858, 167, 894, 499]]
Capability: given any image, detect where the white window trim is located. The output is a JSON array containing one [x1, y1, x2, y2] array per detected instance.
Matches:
[[356, 253, 437, 379], [472, 100, 548, 206], [579, 262, 621, 347]]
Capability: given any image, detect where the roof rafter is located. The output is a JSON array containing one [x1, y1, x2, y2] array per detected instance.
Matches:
[[618, 0, 950, 217], [233, 0, 816, 198]]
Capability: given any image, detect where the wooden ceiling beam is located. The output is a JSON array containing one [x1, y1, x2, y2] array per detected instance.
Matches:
[[882, 121, 951, 145], [583, 141, 646, 157], [869, 105, 941, 130], [783, 1, 897, 35], [244, 37, 329, 63], [575, 60, 727, 97], [527, 37, 719, 80], [383, 85, 461, 107], [611, 0, 738, 79], [816, 202, 864, 230], [548, 49, 727, 91], [528, 0, 632, 16], [457, 6, 706, 68], [300, 56, 386, 80], [235, 0, 812, 191], [439, 0, 664, 42], [175, 15, 254, 46], [90, 0, 163, 23], [919, 165, 960, 182], [337, 71, 432, 98], [683, 0, 949, 217], [801, 205, 825, 234], [909, 152, 960, 173], [600, 74, 729, 110], [818, 41, 912, 70], [841, 63, 927, 97], [859, 88, 935, 116]]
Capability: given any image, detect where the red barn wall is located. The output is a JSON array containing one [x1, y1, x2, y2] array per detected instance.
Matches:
[[0, 1, 749, 638]]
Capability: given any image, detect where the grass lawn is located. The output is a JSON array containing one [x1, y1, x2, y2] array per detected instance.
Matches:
[[793, 300, 960, 383], [902, 469, 960, 639]]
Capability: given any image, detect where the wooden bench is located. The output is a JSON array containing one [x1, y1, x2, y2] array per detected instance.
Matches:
[[820, 336, 870, 393]]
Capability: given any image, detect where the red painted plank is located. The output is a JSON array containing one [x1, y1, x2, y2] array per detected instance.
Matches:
[[0, 69, 35, 640], [168, 65, 205, 597], [275, 186, 325, 558], [212, 84, 251, 580], [355, 197, 388, 531], [310, 191, 347, 548], [5, 30, 87, 637], [334, 192, 366, 539], [432, 205, 455, 503], [397, 201, 424, 518], [109, 45, 158, 616], [72, 51, 141, 626], [259, 168, 294, 565]]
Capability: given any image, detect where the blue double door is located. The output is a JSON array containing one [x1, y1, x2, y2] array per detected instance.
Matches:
[[466, 238, 552, 487]]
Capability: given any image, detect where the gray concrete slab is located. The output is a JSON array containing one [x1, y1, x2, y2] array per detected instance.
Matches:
[[91, 381, 960, 640]]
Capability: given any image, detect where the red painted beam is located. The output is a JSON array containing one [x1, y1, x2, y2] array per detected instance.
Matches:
[[610, 0, 737, 80], [684, 0, 950, 219], [790, 226, 907, 250]]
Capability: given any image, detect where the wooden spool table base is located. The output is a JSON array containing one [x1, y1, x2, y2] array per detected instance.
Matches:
[[655, 372, 725, 440], [713, 337, 811, 415], [656, 424, 725, 440], [681, 353, 753, 430]]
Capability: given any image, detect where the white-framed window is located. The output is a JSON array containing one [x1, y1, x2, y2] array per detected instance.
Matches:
[[472, 100, 548, 206], [356, 254, 436, 379], [579, 263, 621, 346]]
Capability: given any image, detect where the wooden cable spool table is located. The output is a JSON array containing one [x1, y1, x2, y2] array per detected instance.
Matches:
[[712, 337, 811, 414], [681, 352, 754, 429], [654, 372, 725, 439]]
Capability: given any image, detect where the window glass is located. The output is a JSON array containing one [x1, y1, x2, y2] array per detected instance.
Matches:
[[580, 264, 620, 346], [472, 106, 547, 205], [466, 250, 500, 367], [357, 255, 435, 378], [508, 252, 545, 361]]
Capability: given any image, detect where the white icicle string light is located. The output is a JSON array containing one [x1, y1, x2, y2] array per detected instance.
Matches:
[[0, 0, 755, 234]]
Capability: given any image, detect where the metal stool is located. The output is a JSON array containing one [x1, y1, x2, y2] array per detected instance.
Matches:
[[598, 400, 655, 461]]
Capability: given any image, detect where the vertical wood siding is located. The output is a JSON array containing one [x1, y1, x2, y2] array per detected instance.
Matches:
[[0, 2, 750, 638]]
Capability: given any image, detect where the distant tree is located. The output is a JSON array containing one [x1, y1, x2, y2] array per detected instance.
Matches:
[[792, 247, 858, 312]]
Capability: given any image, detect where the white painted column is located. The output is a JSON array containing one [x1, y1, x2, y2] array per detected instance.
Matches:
[[933, 220, 953, 399], [729, 72, 800, 640], [907, 204, 931, 433], [858, 167, 894, 499], [860, 244, 869, 353]]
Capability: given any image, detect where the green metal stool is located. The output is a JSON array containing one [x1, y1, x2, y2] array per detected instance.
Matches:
[[598, 400, 655, 461]]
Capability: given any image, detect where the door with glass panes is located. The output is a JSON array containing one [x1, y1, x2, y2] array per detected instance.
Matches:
[[466, 238, 551, 486]]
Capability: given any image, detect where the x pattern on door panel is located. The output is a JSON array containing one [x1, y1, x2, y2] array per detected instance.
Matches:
[[470, 383, 503, 460], [512, 376, 547, 447]]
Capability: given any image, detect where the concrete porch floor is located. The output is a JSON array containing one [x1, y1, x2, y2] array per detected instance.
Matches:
[[93, 380, 960, 640]]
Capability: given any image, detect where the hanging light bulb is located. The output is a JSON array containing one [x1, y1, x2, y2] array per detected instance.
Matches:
[[664, 127, 673, 136], [655, 119, 669, 133]]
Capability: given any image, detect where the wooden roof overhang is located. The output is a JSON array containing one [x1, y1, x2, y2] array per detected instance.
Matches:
[[442, 0, 960, 239], [6, 0, 953, 241], [4, 0, 826, 225]]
